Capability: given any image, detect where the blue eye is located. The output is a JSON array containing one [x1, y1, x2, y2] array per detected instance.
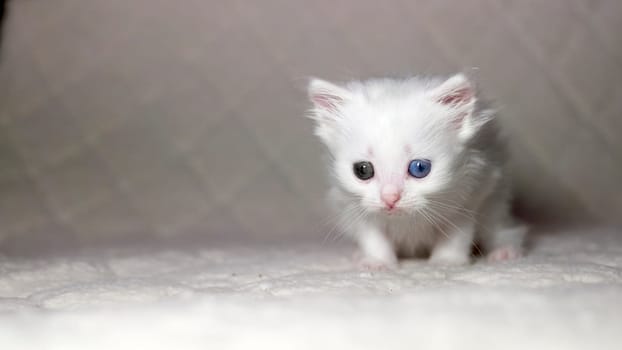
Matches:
[[408, 159, 432, 178]]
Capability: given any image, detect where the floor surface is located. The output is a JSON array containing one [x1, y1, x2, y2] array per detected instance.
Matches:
[[1, 227, 621, 349]]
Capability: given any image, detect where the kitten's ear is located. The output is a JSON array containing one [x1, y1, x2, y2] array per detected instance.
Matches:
[[308, 78, 351, 113], [432, 74, 475, 108], [307, 78, 351, 147], [430, 74, 491, 141]]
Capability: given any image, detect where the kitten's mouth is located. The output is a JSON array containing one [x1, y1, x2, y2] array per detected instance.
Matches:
[[383, 206, 402, 215]]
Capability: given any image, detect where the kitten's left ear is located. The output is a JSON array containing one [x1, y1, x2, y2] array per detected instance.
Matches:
[[430, 74, 492, 141]]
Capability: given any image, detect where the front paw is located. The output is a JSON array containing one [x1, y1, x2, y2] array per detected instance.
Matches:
[[429, 250, 471, 266], [487, 246, 523, 262]]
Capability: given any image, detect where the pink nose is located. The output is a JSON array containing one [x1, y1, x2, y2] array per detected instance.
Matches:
[[381, 185, 401, 208]]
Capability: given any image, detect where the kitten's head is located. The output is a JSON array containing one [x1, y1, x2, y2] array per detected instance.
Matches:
[[307, 74, 493, 215]]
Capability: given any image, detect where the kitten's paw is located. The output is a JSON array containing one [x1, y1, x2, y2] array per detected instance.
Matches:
[[353, 252, 398, 270], [429, 251, 471, 266], [487, 246, 523, 262]]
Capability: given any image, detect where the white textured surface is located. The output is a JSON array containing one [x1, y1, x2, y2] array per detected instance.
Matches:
[[1, 228, 622, 349]]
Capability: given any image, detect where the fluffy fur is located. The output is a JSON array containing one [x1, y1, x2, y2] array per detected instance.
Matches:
[[307, 74, 526, 268]]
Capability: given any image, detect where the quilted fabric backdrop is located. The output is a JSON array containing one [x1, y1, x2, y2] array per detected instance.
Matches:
[[0, 0, 621, 250]]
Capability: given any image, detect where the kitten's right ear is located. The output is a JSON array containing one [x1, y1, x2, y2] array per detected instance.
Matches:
[[307, 78, 351, 147], [308, 78, 351, 114]]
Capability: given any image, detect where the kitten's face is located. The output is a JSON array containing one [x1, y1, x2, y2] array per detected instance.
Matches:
[[308, 75, 488, 215]]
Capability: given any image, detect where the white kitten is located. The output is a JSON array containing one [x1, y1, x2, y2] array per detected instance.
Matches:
[[307, 74, 526, 268]]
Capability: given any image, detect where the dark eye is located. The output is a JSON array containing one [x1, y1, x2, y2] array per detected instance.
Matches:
[[353, 161, 374, 180], [408, 159, 432, 178]]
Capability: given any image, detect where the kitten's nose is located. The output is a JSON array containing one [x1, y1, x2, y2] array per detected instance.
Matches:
[[381, 185, 401, 208]]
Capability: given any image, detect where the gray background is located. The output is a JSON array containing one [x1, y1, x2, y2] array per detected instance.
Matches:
[[1, 0, 621, 251]]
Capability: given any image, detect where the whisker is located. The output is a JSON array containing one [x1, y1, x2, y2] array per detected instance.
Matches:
[[336, 207, 368, 241], [423, 206, 483, 256], [419, 208, 449, 240], [425, 202, 478, 222], [321, 204, 362, 244]]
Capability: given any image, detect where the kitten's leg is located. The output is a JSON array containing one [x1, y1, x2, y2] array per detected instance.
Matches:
[[486, 224, 527, 262], [355, 223, 398, 270], [429, 221, 474, 265], [477, 196, 526, 262], [477, 205, 526, 262]]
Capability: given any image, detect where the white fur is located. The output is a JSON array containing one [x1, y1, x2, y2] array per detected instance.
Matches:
[[308, 74, 526, 267]]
